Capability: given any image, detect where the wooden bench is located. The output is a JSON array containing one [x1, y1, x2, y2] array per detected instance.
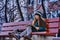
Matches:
[[0, 17, 60, 40]]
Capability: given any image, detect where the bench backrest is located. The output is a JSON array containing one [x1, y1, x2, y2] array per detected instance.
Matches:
[[2, 21, 32, 31]]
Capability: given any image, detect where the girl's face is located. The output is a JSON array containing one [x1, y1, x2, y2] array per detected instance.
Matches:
[[34, 15, 40, 20]]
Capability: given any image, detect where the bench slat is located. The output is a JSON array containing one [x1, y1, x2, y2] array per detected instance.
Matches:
[[31, 31, 47, 35], [2, 26, 26, 31], [0, 31, 13, 37], [48, 23, 59, 28], [46, 17, 60, 22], [49, 28, 58, 33], [3, 21, 32, 27], [31, 32, 56, 36]]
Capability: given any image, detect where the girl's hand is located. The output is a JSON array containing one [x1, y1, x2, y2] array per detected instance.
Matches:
[[35, 27, 39, 30]]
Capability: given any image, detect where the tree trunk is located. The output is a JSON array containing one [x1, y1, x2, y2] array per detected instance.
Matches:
[[5, 0, 8, 23], [41, 0, 46, 18], [16, 0, 24, 21]]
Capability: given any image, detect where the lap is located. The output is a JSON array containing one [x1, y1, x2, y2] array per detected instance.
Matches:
[[32, 26, 46, 32]]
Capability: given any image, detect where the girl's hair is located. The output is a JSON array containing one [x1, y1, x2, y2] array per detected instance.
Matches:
[[34, 13, 41, 18]]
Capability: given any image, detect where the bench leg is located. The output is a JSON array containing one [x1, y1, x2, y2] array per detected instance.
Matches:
[[3, 37, 5, 40], [0, 37, 5, 40]]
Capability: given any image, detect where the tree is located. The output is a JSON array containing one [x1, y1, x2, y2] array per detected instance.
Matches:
[[16, 0, 24, 21], [5, 0, 8, 22], [41, 0, 46, 18]]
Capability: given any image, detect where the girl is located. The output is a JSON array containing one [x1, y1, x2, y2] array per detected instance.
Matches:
[[32, 13, 46, 32]]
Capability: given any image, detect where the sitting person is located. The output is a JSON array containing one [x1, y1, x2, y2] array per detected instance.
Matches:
[[32, 13, 46, 32], [31, 13, 46, 40]]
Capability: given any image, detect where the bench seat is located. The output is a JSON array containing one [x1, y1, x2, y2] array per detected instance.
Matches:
[[31, 32, 56, 36]]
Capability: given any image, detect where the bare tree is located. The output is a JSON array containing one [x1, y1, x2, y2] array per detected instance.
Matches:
[[16, 0, 24, 21], [5, 0, 8, 22], [41, 0, 46, 18]]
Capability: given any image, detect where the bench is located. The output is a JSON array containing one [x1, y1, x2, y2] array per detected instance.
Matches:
[[0, 17, 60, 40]]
